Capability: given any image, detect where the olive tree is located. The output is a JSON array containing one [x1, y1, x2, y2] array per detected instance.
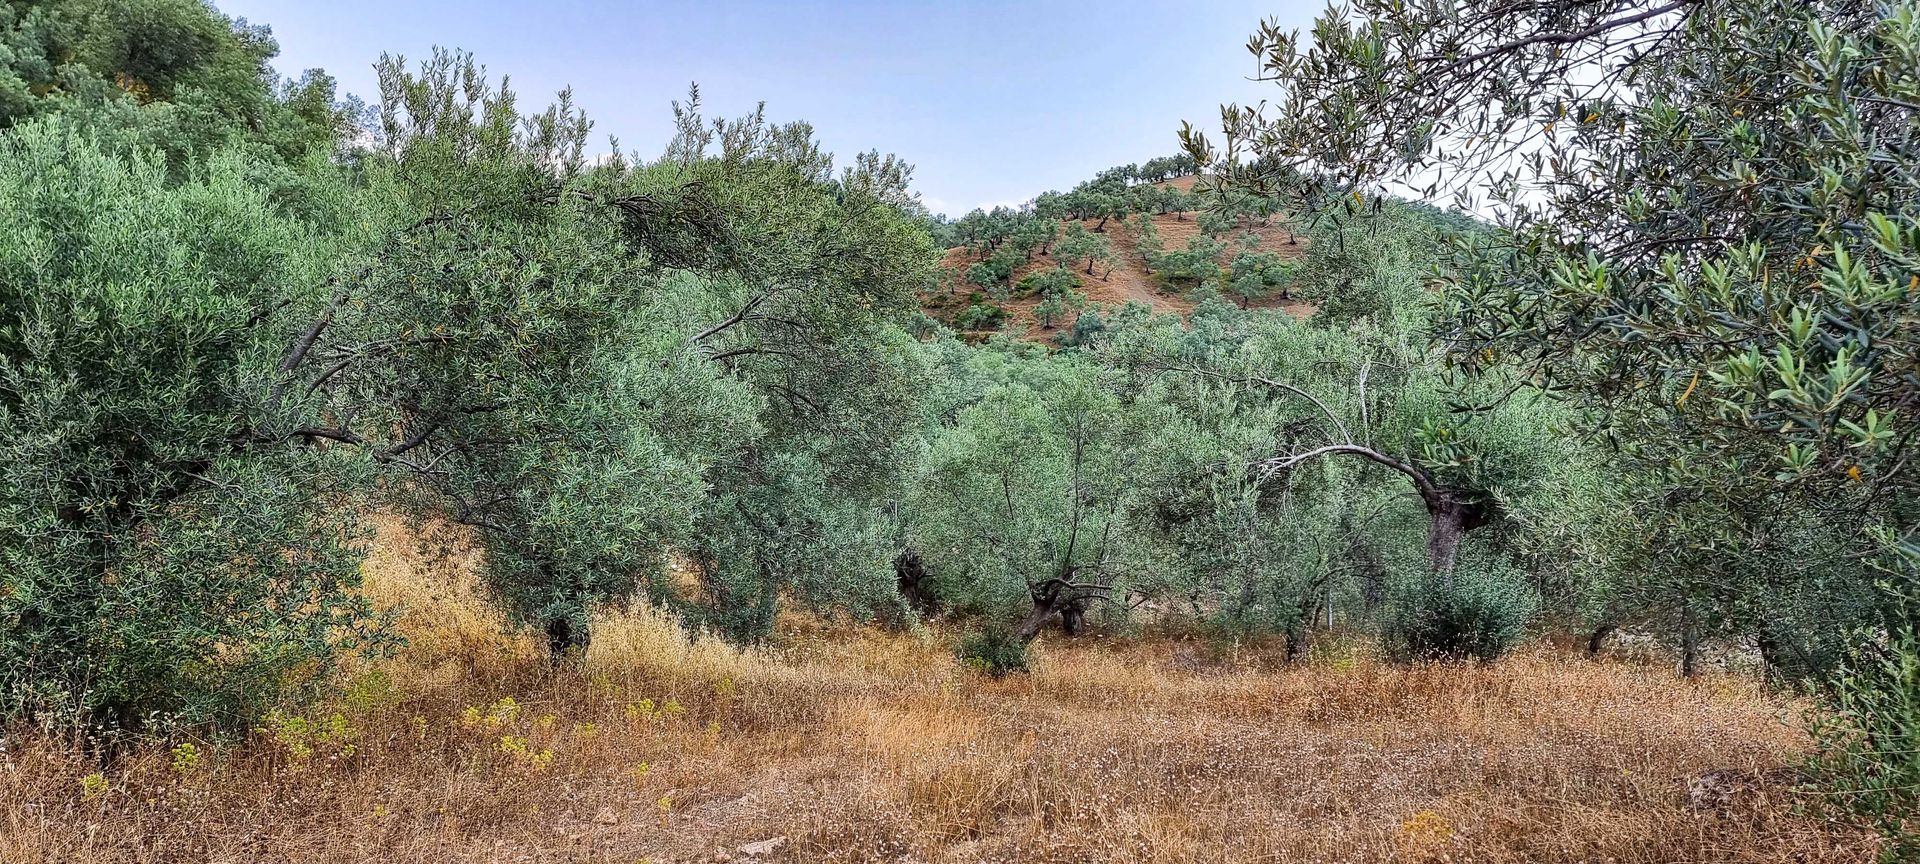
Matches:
[[0, 122, 383, 733], [909, 350, 1142, 662], [1186, 1, 1920, 834]]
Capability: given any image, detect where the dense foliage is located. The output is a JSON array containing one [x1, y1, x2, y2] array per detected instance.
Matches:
[[1180, 0, 1920, 849], [1, 9, 1908, 852]]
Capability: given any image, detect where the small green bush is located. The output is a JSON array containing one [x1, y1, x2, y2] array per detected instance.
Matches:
[[1016, 267, 1080, 298], [1058, 308, 1108, 348], [1807, 563, 1920, 859], [958, 629, 1029, 676], [1380, 555, 1538, 663], [1808, 630, 1920, 859], [954, 302, 1006, 331]]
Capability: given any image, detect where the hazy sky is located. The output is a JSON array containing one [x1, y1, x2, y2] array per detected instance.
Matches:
[[215, 1, 1320, 216]]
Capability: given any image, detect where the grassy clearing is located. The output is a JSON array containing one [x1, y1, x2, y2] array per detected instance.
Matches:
[[0, 518, 1873, 863]]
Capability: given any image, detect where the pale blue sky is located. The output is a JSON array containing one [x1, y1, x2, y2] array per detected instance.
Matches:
[[216, 1, 1319, 216]]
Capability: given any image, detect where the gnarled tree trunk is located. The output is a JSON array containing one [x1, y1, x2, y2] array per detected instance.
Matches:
[[1059, 596, 1090, 636], [1012, 586, 1068, 644], [1011, 577, 1100, 644], [1254, 442, 1495, 589], [894, 548, 939, 616], [1423, 493, 1492, 587]]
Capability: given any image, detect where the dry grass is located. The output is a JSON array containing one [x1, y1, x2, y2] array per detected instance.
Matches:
[[0, 518, 1877, 863]]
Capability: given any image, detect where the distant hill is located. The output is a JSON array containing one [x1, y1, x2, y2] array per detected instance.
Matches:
[[922, 176, 1313, 341]]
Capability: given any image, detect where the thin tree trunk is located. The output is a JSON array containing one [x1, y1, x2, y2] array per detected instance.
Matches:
[[1586, 622, 1617, 658], [1756, 624, 1788, 678], [1680, 611, 1700, 678]]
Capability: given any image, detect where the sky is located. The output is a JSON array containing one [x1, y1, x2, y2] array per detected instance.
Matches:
[[216, 1, 1321, 217]]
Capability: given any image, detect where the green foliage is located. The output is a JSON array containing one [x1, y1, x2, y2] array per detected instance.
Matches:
[[1055, 222, 1116, 277], [0, 0, 947, 728], [0, 1, 351, 170], [1197, 208, 1237, 238], [1227, 247, 1296, 306], [909, 349, 1139, 636], [1191, 2, 1920, 830], [1811, 632, 1920, 858], [1150, 235, 1225, 287], [964, 244, 1022, 289], [955, 302, 1007, 331], [1127, 213, 1163, 273], [1380, 548, 1539, 663], [1136, 153, 1197, 183], [1805, 545, 1920, 855], [1033, 286, 1086, 330], [1059, 306, 1109, 349], [0, 121, 382, 732], [332, 54, 745, 656], [957, 628, 1030, 676], [1016, 266, 1080, 298]]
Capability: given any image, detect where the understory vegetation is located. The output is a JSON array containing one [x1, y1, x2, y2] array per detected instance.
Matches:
[[0, 0, 1917, 859]]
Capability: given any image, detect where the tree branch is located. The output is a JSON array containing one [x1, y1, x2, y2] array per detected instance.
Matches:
[[1428, 0, 1693, 76], [1262, 443, 1444, 510]]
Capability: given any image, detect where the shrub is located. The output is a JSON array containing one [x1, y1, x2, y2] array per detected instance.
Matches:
[[1380, 553, 1538, 663], [1058, 307, 1108, 348], [0, 125, 385, 734], [954, 302, 1006, 331], [1807, 559, 1920, 858], [958, 629, 1029, 676], [1016, 267, 1080, 298], [1808, 628, 1920, 858]]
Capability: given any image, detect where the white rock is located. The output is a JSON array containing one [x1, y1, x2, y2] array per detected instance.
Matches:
[[738, 836, 787, 857]]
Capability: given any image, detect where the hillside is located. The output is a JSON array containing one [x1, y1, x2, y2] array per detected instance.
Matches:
[[922, 177, 1314, 340]]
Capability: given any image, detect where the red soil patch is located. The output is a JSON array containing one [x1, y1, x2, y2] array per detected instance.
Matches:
[[1158, 174, 1202, 193]]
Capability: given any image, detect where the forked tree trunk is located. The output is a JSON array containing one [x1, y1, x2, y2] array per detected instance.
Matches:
[[1262, 444, 1492, 587], [1011, 579, 1087, 644], [1423, 494, 1490, 588], [894, 548, 939, 616], [1011, 594, 1063, 643]]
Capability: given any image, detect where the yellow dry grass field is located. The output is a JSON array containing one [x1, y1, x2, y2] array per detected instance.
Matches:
[[0, 516, 1876, 863]]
